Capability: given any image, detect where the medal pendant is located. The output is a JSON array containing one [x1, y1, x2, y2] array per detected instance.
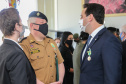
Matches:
[[87, 56, 91, 61]]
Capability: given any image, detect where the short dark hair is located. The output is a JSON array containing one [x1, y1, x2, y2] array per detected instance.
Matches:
[[60, 31, 73, 46], [83, 3, 105, 24], [0, 8, 20, 36], [60, 31, 74, 53], [107, 27, 119, 35], [79, 31, 89, 40]]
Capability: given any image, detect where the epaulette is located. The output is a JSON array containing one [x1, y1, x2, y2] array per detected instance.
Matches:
[[46, 36, 53, 39], [19, 37, 27, 43]]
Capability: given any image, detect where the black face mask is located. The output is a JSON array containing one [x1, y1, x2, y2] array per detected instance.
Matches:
[[34, 23, 48, 36], [65, 40, 73, 46]]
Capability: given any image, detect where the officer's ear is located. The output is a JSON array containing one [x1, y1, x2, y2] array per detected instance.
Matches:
[[30, 23, 34, 30]]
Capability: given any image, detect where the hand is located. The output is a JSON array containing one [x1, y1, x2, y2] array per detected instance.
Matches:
[[69, 68, 74, 73], [37, 79, 44, 84], [50, 81, 61, 84]]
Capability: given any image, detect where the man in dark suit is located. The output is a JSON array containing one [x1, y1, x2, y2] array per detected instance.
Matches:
[[79, 3, 122, 84], [122, 40, 126, 84], [0, 8, 36, 84], [119, 24, 126, 42]]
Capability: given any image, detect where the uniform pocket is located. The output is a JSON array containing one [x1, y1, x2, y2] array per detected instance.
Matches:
[[30, 54, 44, 70]]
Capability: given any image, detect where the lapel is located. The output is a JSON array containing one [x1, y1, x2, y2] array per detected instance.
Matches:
[[80, 41, 87, 63], [81, 28, 107, 66]]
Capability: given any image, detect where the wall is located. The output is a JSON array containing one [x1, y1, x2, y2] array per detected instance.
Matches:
[[38, 0, 55, 39], [105, 16, 126, 28], [57, 0, 82, 34], [57, 0, 126, 35]]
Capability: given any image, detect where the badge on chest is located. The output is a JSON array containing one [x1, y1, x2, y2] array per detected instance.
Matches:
[[30, 48, 40, 54]]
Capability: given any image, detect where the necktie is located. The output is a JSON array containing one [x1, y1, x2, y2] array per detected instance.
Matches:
[[82, 35, 92, 60], [86, 35, 92, 46]]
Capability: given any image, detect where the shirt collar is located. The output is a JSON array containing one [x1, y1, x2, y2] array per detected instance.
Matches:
[[90, 25, 104, 38], [28, 34, 36, 43], [4, 38, 23, 50]]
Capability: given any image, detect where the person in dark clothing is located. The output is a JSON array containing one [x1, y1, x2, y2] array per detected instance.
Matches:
[[120, 24, 126, 84], [0, 8, 36, 84], [122, 40, 126, 84], [107, 27, 121, 41], [59, 31, 74, 84]]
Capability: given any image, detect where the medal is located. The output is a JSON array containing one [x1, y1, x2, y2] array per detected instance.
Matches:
[[87, 56, 91, 61], [87, 49, 91, 56], [87, 48, 92, 61]]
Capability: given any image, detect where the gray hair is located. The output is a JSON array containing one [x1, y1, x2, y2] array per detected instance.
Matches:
[[27, 17, 36, 30], [120, 24, 126, 33]]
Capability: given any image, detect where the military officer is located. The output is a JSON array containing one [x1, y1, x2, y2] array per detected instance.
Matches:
[[19, 11, 65, 84]]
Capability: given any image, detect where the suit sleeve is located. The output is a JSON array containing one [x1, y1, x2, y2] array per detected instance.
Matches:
[[102, 37, 122, 84], [6, 52, 29, 84]]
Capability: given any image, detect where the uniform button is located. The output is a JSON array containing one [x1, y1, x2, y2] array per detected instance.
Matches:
[[52, 76, 53, 77], [37, 56, 39, 58], [50, 65, 52, 67], [48, 55, 50, 57]]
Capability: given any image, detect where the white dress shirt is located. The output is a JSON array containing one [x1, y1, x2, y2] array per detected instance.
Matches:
[[82, 25, 105, 60]]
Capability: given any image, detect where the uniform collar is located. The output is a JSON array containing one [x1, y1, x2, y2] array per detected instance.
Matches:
[[28, 33, 50, 46], [28, 34, 36, 43]]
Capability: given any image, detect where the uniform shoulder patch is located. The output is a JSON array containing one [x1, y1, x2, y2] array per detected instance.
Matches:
[[19, 37, 27, 43]]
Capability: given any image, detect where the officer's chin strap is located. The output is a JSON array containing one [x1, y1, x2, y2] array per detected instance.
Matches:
[[55, 53, 59, 81]]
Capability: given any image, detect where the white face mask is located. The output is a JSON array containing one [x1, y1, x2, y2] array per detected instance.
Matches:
[[78, 16, 90, 32], [20, 26, 25, 37]]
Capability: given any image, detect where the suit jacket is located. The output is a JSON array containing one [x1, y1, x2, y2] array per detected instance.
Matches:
[[122, 40, 126, 84], [0, 39, 36, 84], [80, 28, 122, 84]]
